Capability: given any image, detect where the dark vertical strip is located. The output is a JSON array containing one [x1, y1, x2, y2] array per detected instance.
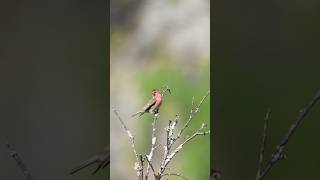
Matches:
[[106, 0, 110, 178], [0, 0, 108, 179], [210, 0, 215, 177]]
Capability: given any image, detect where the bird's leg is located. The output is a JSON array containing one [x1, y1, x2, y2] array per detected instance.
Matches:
[[150, 109, 159, 115]]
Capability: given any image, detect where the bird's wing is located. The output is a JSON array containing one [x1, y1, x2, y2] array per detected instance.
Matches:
[[132, 98, 156, 117], [142, 98, 156, 112]]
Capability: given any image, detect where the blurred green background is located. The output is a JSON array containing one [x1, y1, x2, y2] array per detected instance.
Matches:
[[110, 0, 210, 179], [214, 0, 320, 179]]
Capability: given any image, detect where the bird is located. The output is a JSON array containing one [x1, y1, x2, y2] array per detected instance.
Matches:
[[69, 145, 110, 175], [132, 89, 163, 117]]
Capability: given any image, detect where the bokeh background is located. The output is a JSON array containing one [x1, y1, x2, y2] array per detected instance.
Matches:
[[214, 0, 320, 180], [110, 0, 210, 179], [0, 1, 107, 180]]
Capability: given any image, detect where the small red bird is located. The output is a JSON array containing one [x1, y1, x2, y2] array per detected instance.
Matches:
[[132, 89, 163, 117]]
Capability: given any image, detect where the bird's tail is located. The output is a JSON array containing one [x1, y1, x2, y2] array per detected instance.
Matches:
[[131, 111, 144, 117], [69, 156, 99, 175]]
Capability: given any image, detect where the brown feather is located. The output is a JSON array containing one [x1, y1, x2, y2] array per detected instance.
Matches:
[[132, 98, 156, 117]]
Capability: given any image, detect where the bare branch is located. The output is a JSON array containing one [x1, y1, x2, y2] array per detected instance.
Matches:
[[145, 114, 159, 179], [115, 89, 210, 180], [144, 154, 157, 178], [256, 90, 320, 180], [255, 109, 271, 180], [113, 108, 143, 180], [162, 172, 189, 180], [160, 123, 210, 174], [69, 145, 110, 175], [168, 115, 179, 149], [5, 142, 35, 180], [160, 115, 179, 175], [160, 85, 171, 96], [174, 90, 210, 143], [158, 91, 210, 177], [139, 155, 144, 179]]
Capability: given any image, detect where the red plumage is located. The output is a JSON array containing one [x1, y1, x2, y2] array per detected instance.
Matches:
[[132, 89, 163, 117]]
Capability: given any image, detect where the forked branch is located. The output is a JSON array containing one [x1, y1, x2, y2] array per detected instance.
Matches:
[[114, 89, 210, 180], [5, 142, 35, 180], [256, 90, 320, 180], [113, 108, 143, 180], [255, 109, 271, 180]]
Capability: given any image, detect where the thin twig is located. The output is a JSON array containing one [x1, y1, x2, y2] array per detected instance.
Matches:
[[145, 114, 159, 179], [160, 123, 210, 174], [159, 91, 210, 177], [168, 115, 179, 150], [255, 109, 271, 180], [162, 120, 171, 173], [160, 115, 179, 175], [144, 154, 158, 178], [162, 172, 189, 180], [257, 90, 320, 180], [165, 120, 172, 158], [69, 145, 110, 174], [174, 91, 210, 143], [113, 108, 143, 180], [160, 92, 208, 171], [140, 155, 144, 179], [5, 142, 35, 180], [160, 85, 171, 96]]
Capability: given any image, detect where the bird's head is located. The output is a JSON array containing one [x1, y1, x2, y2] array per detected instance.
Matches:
[[152, 89, 160, 96]]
